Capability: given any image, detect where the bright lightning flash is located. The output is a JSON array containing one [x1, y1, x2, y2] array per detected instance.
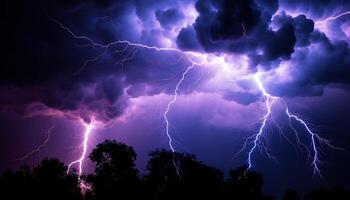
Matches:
[[244, 74, 343, 176], [247, 75, 279, 169], [164, 64, 195, 153], [163, 63, 197, 175], [67, 122, 95, 190], [315, 11, 350, 25]]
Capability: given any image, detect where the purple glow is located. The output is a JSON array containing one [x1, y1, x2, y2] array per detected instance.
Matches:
[[3, 3, 349, 194]]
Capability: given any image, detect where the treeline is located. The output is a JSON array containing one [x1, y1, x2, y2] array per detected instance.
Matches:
[[0, 140, 349, 200]]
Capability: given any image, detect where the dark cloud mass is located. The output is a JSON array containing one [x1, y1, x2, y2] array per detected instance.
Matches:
[[209, 0, 261, 40], [176, 26, 203, 51], [177, 0, 299, 69], [156, 8, 184, 29], [1, 0, 197, 123], [1, 0, 350, 123], [272, 12, 315, 47]]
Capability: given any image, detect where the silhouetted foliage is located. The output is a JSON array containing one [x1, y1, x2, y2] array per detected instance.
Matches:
[[263, 194, 276, 200], [225, 166, 264, 200], [0, 158, 81, 200], [145, 149, 223, 200], [1, 140, 350, 200], [87, 140, 141, 200], [283, 189, 300, 200], [305, 186, 350, 200]]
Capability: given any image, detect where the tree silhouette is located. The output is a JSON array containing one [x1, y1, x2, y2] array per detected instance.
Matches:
[[283, 189, 300, 200], [0, 158, 81, 200], [0, 166, 34, 200], [263, 194, 276, 200], [88, 139, 141, 199], [305, 186, 350, 200], [145, 149, 223, 200], [1, 140, 350, 200], [33, 158, 82, 200], [225, 166, 264, 200]]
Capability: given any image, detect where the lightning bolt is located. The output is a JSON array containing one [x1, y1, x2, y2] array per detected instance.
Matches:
[[284, 108, 322, 174], [67, 122, 94, 190], [163, 64, 196, 175], [164, 64, 195, 153], [16, 122, 55, 161], [244, 74, 344, 176], [315, 11, 350, 25], [161, 51, 208, 175], [50, 18, 203, 74], [247, 75, 279, 169], [285, 108, 345, 176]]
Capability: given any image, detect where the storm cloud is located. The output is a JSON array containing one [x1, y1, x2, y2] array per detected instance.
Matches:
[[1, 0, 350, 123]]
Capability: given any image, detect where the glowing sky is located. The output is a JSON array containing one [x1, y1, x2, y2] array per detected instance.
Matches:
[[1, 0, 350, 196]]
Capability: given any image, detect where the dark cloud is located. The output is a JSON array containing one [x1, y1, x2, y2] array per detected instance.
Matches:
[[255, 0, 279, 17], [175, 0, 350, 98], [133, 0, 194, 22], [1, 0, 208, 123], [262, 23, 296, 61], [223, 91, 259, 105], [176, 26, 202, 51], [1, 1, 131, 123], [156, 8, 184, 29], [300, 37, 350, 84], [1, 0, 350, 122], [209, 0, 261, 40], [269, 30, 350, 97], [177, 0, 297, 68], [272, 12, 314, 47]]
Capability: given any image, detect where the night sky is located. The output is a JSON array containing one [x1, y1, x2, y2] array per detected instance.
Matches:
[[1, 0, 350, 197]]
